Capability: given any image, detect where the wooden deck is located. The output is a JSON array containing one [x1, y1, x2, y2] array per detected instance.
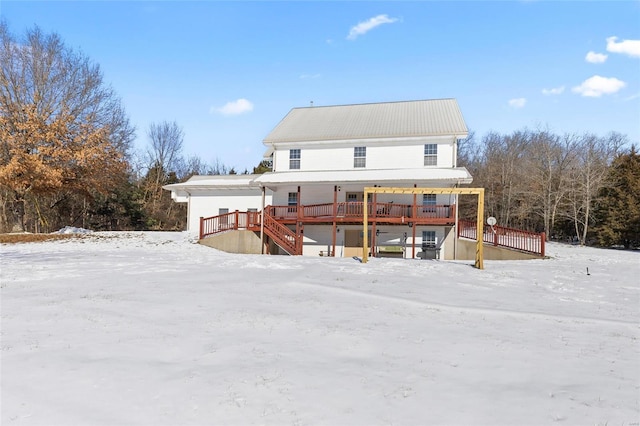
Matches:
[[198, 205, 546, 258], [200, 202, 456, 256], [266, 202, 455, 225]]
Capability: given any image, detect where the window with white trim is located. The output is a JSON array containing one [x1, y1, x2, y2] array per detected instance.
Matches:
[[354, 146, 366, 168], [219, 208, 230, 228], [422, 194, 437, 213], [289, 149, 300, 169], [287, 192, 298, 213], [422, 194, 436, 205], [422, 230, 436, 247], [424, 144, 437, 166]]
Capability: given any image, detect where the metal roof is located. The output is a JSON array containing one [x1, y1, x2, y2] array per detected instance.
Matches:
[[162, 174, 262, 191], [263, 99, 468, 144]]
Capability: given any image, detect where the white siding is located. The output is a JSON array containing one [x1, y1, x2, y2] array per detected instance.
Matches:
[[271, 186, 299, 206], [186, 190, 272, 234], [298, 224, 449, 259], [271, 137, 456, 172]]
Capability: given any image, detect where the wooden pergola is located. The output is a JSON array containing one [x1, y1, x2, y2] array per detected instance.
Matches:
[[363, 187, 486, 269]]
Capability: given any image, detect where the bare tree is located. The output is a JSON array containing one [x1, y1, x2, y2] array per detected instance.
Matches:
[[210, 157, 231, 175], [0, 22, 134, 232], [146, 121, 184, 173], [524, 130, 579, 235], [176, 155, 209, 180], [480, 130, 530, 227], [457, 131, 482, 170], [562, 132, 625, 244], [144, 120, 184, 211]]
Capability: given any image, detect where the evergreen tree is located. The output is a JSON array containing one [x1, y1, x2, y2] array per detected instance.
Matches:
[[593, 146, 640, 248], [252, 160, 272, 174]]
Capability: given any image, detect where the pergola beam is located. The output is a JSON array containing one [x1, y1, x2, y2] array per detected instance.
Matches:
[[363, 187, 485, 269]]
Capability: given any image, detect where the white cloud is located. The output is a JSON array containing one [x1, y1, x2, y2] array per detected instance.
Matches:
[[212, 98, 254, 116], [606, 36, 640, 58], [299, 73, 321, 80], [585, 51, 607, 63], [347, 14, 398, 40], [542, 86, 565, 96], [572, 75, 626, 97], [508, 98, 527, 109]]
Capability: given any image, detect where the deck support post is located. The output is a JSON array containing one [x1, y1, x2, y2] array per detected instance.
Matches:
[[332, 186, 337, 257], [454, 191, 459, 260], [260, 187, 265, 254], [371, 193, 377, 258], [475, 189, 484, 270], [363, 192, 369, 263], [296, 186, 301, 255], [412, 184, 417, 259]]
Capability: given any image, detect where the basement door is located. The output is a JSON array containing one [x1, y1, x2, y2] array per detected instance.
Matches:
[[344, 229, 371, 258], [344, 230, 362, 258]]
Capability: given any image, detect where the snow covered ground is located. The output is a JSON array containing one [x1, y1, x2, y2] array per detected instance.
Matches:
[[1, 231, 638, 425]]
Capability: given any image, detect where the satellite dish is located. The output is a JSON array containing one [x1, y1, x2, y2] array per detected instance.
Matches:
[[487, 217, 497, 226]]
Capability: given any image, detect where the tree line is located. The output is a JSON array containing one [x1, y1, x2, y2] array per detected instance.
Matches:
[[0, 23, 262, 234], [458, 130, 639, 248], [1, 23, 638, 248]]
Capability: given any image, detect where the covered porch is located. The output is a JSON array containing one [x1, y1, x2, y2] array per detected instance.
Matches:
[[266, 200, 455, 226]]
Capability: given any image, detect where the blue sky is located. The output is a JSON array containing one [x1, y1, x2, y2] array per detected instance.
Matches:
[[2, 1, 639, 172]]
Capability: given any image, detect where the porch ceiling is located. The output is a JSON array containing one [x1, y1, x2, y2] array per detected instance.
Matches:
[[253, 167, 473, 187]]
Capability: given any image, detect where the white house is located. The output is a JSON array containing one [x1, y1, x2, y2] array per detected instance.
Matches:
[[164, 99, 473, 259]]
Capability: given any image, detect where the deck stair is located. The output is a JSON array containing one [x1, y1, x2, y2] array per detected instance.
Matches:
[[261, 210, 302, 255], [199, 209, 302, 255]]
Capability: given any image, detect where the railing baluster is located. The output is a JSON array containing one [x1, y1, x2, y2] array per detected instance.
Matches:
[[458, 219, 544, 256]]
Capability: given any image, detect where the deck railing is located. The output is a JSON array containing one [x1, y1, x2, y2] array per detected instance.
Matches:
[[199, 211, 260, 239], [199, 210, 544, 257], [202, 202, 455, 240], [458, 219, 545, 257], [266, 202, 454, 222], [199, 210, 302, 255]]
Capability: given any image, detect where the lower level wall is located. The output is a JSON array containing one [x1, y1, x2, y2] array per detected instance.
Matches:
[[198, 230, 541, 261], [455, 238, 542, 260], [301, 224, 453, 259], [199, 230, 263, 254]]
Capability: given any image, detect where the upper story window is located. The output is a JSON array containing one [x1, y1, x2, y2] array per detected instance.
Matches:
[[289, 149, 301, 169], [354, 146, 366, 168], [423, 194, 437, 213], [423, 194, 436, 205], [424, 144, 437, 166], [287, 192, 298, 213]]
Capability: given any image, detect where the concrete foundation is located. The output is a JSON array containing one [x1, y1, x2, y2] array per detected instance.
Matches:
[[199, 230, 263, 254], [456, 238, 542, 260]]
